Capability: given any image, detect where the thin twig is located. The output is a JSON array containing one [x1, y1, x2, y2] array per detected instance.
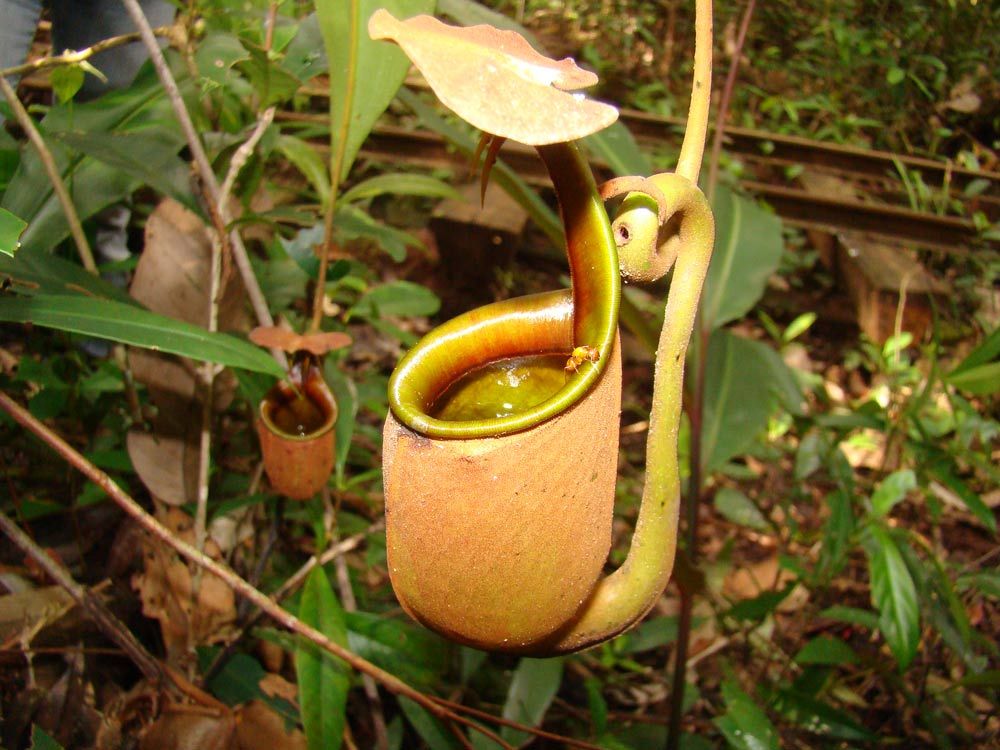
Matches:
[[0, 508, 168, 687], [219, 107, 276, 207], [0, 26, 175, 79], [119, 0, 285, 369], [0, 390, 548, 749], [0, 76, 96, 272]]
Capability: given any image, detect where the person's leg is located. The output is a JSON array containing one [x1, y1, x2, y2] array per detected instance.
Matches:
[[49, 0, 175, 98], [0, 0, 44, 77]]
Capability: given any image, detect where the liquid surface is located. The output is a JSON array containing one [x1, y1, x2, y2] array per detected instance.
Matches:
[[431, 354, 571, 422], [269, 394, 327, 436]]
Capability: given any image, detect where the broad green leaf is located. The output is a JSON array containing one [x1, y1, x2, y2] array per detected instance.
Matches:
[[398, 695, 462, 750], [701, 184, 784, 330], [500, 657, 564, 747], [50, 65, 86, 104], [343, 609, 449, 691], [584, 119, 652, 177], [277, 135, 331, 205], [296, 567, 350, 750], [713, 678, 779, 750], [794, 636, 859, 666], [235, 43, 303, 107], [948, 326, 1000, 376], [870, 469, 916, 517], [701, 329, 801, 471], [341, 173, 461, 204], [864, 525, 920, 669], [31, 726, 64, 750], [0, 295, 283, 377], [714, 487, 770, 531], [726, 583, 795, 622], [52, 130, 196, 212], [349, 280, 440, 320], [318, 0, 435, 184], [334, 205, 423, 262], [0, 207, 26, 257]]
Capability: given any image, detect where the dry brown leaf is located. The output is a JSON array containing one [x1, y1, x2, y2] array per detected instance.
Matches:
[[723, 554, 808, 614], [369, 10, 618, 145], [236, 701, 306, 750], [127, 199, 248, 507], [131, 508, 237, 665], [257, 673, 297, 704], [0, 585, 75, 647], [248, 326, 352, 356], [139, 707, 236, 750]]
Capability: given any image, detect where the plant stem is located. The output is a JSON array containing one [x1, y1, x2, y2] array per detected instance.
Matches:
[[0, 76, 97, 273], [666, 3, 756, 749], [0, 26, 174, 79], [119, 0, 285, 369], [675, 0, 714, 184]]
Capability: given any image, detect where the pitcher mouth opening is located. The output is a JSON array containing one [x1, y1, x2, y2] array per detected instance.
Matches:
[[388, 290, 618, 439]]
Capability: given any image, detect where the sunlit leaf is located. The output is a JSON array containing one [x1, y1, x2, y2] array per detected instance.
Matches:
[[296, 567, 349, 750], [340, 172, 462, 203], [369, 10, 618, 145]]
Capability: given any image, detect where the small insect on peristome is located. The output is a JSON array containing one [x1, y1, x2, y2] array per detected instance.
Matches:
[[565, 345, 601, 373]]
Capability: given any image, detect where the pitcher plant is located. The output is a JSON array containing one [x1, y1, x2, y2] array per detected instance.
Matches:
[[372, 0, 715, 654]]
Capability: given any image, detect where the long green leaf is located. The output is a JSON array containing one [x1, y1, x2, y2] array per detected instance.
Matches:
[[398, 695, 462, 749], [0, 295, 283, 377], [499, 658, 564, 747], [701, 184, 784, 330], [0, 208, 26, 257], [296, 567, 350, 750], [0, 249, 137, 303], [864, 525, 920, 669], [318, 0, 435, 185], [340, 172, 461, 204]]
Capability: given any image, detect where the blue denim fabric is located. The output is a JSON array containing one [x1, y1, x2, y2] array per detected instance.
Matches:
[[1, 0, 174, 97]]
